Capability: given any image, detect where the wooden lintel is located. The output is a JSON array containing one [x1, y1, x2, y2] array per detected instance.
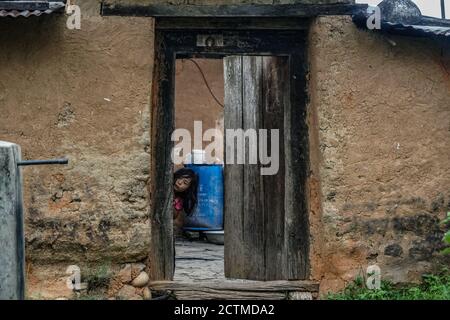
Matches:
[[101, 3, 368, 18], [155, 17, 311, 31]]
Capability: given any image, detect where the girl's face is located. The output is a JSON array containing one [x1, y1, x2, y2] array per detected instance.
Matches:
[[174, 176, 192, 192]]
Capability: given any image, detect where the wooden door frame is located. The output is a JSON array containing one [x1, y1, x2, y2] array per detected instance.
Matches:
[[149, 20, 311, 281]]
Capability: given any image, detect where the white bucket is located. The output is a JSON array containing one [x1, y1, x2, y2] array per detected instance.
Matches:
[[184, 149, 206, 164]]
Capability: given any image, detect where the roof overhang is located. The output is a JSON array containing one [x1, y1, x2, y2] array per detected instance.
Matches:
[[377, 22, 450, 38], [353, 7, 450, 39], [0, 1, 66, 18]]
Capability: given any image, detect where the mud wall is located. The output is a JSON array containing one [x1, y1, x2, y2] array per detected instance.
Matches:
[[175, 58, 224, 162], [308, 16, 450, 293], [0, 3, 154, 264]]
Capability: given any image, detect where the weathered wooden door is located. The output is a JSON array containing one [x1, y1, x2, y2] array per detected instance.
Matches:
[[224, 56, 308, 280]]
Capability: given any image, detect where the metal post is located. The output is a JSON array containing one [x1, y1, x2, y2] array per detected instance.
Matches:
[[17, 159, 68, 166], [442, 0, 446, 19], [0, 141, 25, 300]]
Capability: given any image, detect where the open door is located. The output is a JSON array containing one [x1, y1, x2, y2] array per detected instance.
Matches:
[[224, 56, 308, 281]]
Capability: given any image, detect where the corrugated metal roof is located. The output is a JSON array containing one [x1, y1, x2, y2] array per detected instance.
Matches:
[[0, 1, 65, 18], [382, 22, 450, 38], [353, 8, 450, 39], [0, 9, 55, 18]]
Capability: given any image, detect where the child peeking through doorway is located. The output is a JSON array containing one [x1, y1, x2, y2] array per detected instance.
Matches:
[[173, 168, 198, 237], [172, 168, 198, 275]]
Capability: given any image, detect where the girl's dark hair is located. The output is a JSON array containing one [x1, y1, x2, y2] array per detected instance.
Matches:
[[174, 168, 198, 216]]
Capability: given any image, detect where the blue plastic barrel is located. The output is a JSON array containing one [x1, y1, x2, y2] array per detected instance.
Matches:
[[183, 164, 224, 231]]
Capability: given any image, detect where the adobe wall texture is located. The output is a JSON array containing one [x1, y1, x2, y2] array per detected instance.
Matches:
[[175, 58, 224, 159], [0, 0, 448, 298], [0, 6, 154, 264], [308, 16, 450, 293]]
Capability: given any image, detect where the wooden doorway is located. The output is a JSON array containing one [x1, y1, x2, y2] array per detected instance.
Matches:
[[149, 22, 310, 284], [224, 56, 307, 280]]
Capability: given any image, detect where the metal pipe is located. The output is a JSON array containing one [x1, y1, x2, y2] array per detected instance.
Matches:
[[442, 0, 446, 19], [17, 158, 69, 166]]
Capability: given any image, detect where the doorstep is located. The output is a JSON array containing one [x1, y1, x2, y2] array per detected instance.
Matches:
[[149, 279, 320, 300]]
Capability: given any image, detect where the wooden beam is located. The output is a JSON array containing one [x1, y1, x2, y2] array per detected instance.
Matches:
[[149, 280, 319, 292], [173, 290, 287, 300], [147, 32, 175, 281], [260, 56, 289, 280], [101, 3, 368, 18], [155, 17, 310, 30], [223, 56, 246, 280], [150, 280, 319, 300]]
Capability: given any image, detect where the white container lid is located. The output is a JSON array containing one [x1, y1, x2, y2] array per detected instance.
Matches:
[[184, 149, 206, 164]]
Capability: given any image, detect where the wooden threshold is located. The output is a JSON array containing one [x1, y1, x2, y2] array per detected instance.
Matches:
[[149, 280, 319, 300]]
